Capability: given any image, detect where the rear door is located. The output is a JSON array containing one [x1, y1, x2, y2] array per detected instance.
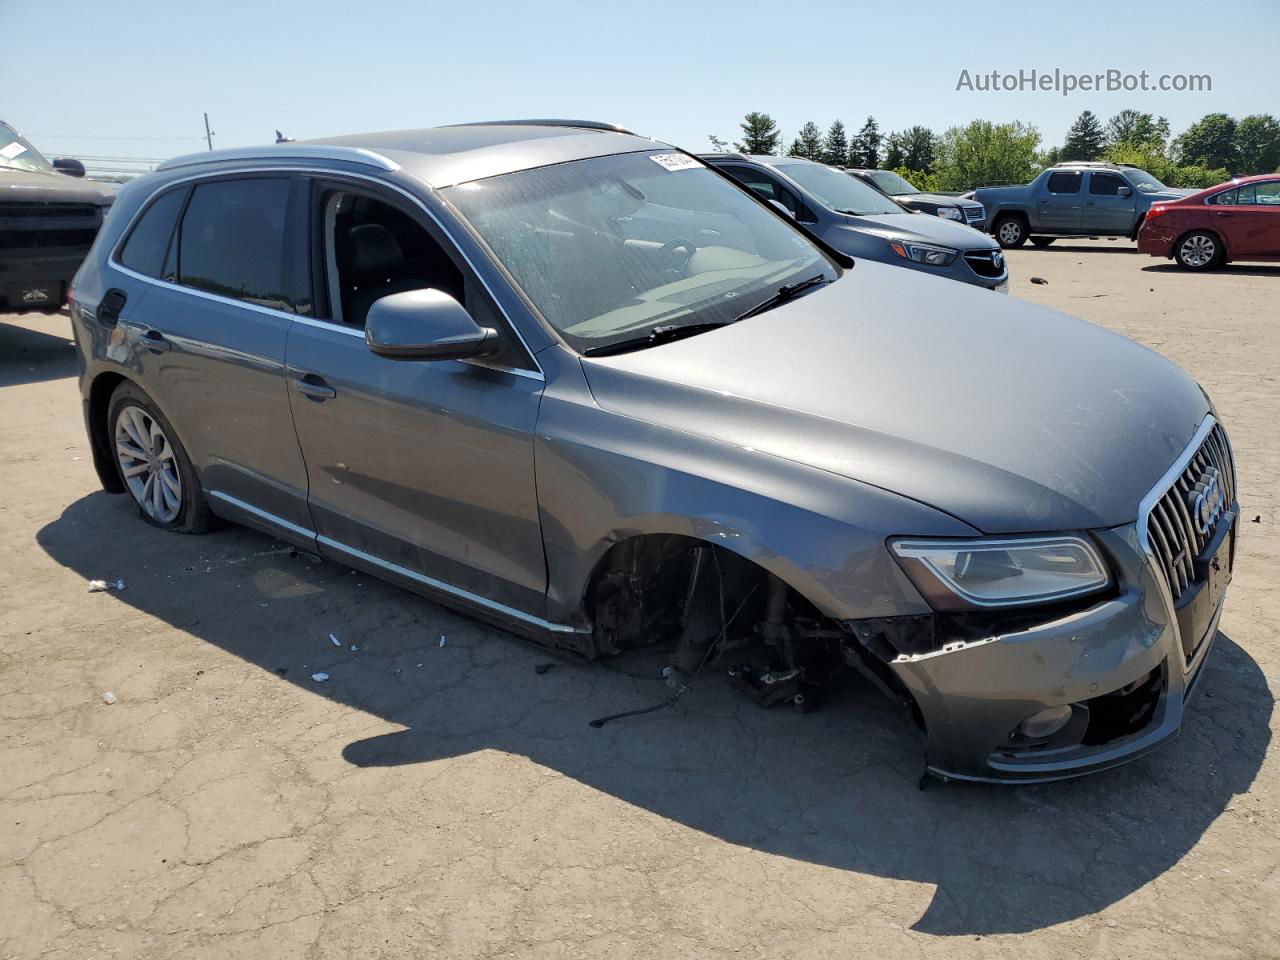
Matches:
[[284, 177, 548, 614], [1084, 171, 1137, 233], [112, 174, 314, 535], [1226, 180, 1280, 258], [1038, 171, 1084, 233]]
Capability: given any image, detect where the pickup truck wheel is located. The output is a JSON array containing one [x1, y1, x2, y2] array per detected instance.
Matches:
[[1174, 231, 1224, 270], [994, 217, 1027, 248], [1029, 236, 1056, 247]]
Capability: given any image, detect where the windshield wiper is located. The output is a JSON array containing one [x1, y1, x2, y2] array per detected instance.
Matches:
[[582, 321, 733, 357], [733, 274, 832, 322]]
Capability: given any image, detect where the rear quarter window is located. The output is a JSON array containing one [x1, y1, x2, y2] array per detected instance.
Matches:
[[1046, 172, 1082, 194], [118, 188, 186, 278]]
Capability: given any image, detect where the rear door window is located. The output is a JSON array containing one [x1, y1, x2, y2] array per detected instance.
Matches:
[[1208, 188, 1238, 205], [1088, 173, 1126, 196], [1046, 172, 1083, 194], [1251, 181, 1280, 205], [178, 178, 297, 311], [119, 187, 186, 279]]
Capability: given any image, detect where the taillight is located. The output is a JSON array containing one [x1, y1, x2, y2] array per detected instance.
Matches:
[[1146, 205, 1169, 221]]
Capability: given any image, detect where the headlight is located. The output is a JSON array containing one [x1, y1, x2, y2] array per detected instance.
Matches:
[[890, 535, 1110, 610], [888, 239, 957, 266], [936, 207, 963, 221]]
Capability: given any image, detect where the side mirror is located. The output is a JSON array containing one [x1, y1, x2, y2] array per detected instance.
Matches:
[[1117, 185, 1132, 197], [767, 199, 795, 219], [365, 289, 498, 360], [52, 157, 86, 178]]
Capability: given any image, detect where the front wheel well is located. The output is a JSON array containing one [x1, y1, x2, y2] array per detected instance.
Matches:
[[87, 371, 129, 493]]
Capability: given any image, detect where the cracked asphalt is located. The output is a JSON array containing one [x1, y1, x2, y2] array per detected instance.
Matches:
[[2, 240, 1277, 958]]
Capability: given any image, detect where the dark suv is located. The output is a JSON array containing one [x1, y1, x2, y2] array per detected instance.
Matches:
[[0, 120, 114, 313], [846, 168, 986, 230]]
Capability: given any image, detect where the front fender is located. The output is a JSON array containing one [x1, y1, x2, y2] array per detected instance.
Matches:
[[533, 358, 978, 627]]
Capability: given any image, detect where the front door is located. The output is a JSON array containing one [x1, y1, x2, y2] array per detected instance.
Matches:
[[1084, 171, 1137, 234], [1038, 171, 1084, 233], [285, 181, 548, 613]]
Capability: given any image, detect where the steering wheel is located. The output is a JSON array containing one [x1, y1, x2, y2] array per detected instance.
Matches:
[[659, 237, 697, 271]]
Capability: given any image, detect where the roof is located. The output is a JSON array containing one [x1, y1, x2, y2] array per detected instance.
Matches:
[[698, 153, 814, 167], [159, 120, 660, 188]]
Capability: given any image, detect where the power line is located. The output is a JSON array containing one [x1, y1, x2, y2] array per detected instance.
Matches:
[[30, 134, 207, 141]]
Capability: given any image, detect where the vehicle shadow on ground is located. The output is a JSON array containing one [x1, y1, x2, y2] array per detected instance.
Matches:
[[1142, 263, 1280, 277], [38, 494, 1273, 937], [1016, 243, 1139, 254], [0, 315, 79, 387]]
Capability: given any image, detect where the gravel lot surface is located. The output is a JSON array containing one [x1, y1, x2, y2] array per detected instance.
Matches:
[[2, 240, 1277, 958]]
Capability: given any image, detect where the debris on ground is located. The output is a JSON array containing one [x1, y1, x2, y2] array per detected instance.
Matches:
[[535, 662, 556, 675], [311, 672, 330, 683], [330, 634, 342, 647], [101, 692, 117, 705], [1253, 515, 1262, 523], [88, 579, 125, 592], [1030, 277, 1048, 285], [438, 634, 447, 648], [350, 645, 359, 652]]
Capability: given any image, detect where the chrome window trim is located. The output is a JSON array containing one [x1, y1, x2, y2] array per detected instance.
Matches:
[[158, 145, 400, 173], [105, 164, 544, 381]]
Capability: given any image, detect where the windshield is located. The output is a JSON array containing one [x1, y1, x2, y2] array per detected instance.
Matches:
[[0, 123, 54, 174], [777, 162, 904, 215], [1125, 168, 1168, 193], [866, 170, 920, 197], [444, 151, 836, 354]]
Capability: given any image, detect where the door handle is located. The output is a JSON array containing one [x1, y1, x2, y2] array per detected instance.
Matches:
[[294, 374, 336, 400], [1215, 211, 1234, 218], [140, 329, 170, 353]]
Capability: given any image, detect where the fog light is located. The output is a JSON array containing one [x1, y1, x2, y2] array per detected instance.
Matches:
[[1017, 705, 1074, 739]]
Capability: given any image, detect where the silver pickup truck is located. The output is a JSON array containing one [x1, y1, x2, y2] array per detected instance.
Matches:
[[973, 162, 1193, 248]]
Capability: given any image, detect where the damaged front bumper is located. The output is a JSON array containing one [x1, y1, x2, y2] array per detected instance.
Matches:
[[847, 523, 1229, 784]]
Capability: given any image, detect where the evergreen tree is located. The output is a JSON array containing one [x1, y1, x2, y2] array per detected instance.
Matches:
[[792, 121, 823, 160], [1060, 110, 1106, 161], [1105, 109, 1167, 149], [821, 120, 848, 166], [1235, 114, 1280, 173], [707, 134, 730, 153], [849, 116, 882, 167], [900, 126, 937, 171], [883, 133, 905, 169], [735, 112, 781, 155]]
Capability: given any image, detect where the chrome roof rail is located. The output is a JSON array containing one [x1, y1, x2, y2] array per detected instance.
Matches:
[[157, 145, 400, 173], [446, 119, 637, 136]]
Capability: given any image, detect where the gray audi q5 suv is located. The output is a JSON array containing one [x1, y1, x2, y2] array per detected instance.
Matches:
[[69, 120, 1237, 783]]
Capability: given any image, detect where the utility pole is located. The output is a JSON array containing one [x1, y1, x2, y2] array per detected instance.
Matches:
[[203, 113, 214, 151]]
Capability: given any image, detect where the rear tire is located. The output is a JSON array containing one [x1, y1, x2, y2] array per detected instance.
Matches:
[[107, 382, 213, 534], [1174, 231, 1224, 271], [1029, 236, 1056, 247], [994, 216, 1027, 248]]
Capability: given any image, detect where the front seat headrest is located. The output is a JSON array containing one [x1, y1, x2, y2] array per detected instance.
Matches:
[[348, 223, 404, 280]]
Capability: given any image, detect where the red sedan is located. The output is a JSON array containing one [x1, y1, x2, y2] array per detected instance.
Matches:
[[1138, 173, 1280, 270]]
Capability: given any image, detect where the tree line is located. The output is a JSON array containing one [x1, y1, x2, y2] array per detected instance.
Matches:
[[711, 110, 1280, 192]]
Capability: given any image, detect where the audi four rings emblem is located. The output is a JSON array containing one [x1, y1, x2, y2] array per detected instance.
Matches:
[[1188, 466, 1225, 535]]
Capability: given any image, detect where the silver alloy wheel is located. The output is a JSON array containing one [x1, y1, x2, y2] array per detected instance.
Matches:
[[997, 220, 1021, 245], [1180, 234, 1216, 267], [114, 405, 183, 523]]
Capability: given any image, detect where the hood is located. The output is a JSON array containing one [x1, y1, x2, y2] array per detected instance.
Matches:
[[901, 192, 976, 208], [1148, 188, 1197, 201], [843, 211, 995, 249], [580, 260, 1209, 533], [0, 168, 116, 206]]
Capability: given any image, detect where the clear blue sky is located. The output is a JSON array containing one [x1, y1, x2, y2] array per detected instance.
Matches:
[[3, 0, 1275, 165]]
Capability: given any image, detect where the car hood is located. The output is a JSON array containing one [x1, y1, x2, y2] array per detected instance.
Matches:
[[0, 168, 116, 205], [844, 211, 995, 249], [580, 260, 1210, 533], [901, 192, 975, 208], [1145, 188, 1197, 201]]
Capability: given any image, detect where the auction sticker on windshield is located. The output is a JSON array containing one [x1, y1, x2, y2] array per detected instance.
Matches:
[[649, 153, 701, 172], [0, 142, 28, 160]]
